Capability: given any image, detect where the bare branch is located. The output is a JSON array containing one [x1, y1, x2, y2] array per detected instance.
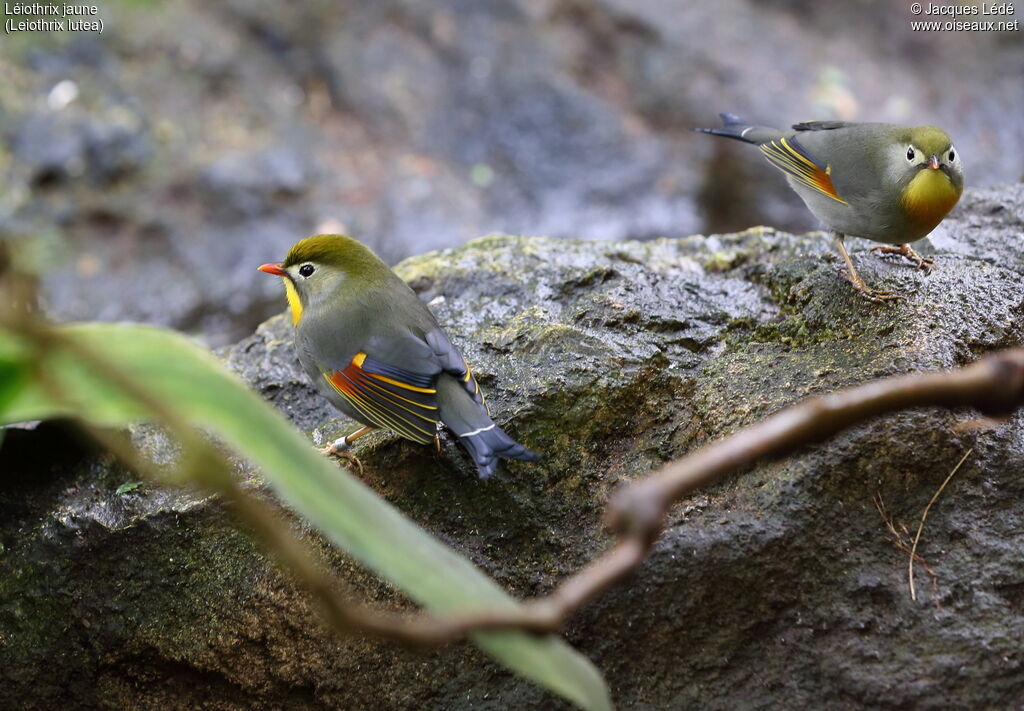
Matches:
[[419, 350, 1024, 637], [446, 350, 1024, 635], [607, 353, 1024, 540]]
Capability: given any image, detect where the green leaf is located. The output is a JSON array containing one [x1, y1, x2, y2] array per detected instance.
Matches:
[[0, 323, 612, 711], [115, 480, 144, 495]]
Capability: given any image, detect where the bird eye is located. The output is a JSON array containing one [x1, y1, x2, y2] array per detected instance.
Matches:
[[298, 264, 315, 278], [948, 148, 956, 162], [906, 146, 916, 161]]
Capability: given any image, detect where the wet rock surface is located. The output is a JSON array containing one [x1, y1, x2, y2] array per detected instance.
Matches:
[[1, 1, 1020, 343], [3, 184, 1024, 709]]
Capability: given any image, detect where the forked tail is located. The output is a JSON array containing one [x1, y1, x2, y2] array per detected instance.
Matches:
[[436, 375, 541, 479], [457, 421, 541, 480], [692, 113, 783, 145]]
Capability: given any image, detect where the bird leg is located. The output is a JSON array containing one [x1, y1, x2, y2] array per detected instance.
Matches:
[[869, 243, 935, 272], [832, 233, 902, 303], [320, 425, 374, 474]]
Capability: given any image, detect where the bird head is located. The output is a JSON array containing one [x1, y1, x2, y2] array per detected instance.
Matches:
[[892, 126, 963, 230], [258, 234, 386, 325]]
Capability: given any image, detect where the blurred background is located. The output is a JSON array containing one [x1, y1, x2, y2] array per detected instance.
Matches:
[[1, 0, 1021, 345]]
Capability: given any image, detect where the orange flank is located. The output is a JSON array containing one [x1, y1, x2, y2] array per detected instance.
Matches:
[[323, 353, 439, 444]]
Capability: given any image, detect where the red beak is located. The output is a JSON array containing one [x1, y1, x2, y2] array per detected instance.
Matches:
[[928, 155, 940, 170], [258, 263, 287, 276]]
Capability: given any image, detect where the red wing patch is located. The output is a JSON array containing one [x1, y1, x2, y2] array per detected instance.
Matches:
[[759, 137, 848, 204], [324, 352, 439, 444]]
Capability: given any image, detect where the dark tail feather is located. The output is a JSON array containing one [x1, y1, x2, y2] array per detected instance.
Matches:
[[691, 113, 780, 144], [436, 374, 541, 479], [458, 424, 541, 480]]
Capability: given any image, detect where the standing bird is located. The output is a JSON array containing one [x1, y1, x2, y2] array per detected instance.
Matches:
[[258, 234, 540, 479], [694, 114, 963, 301]]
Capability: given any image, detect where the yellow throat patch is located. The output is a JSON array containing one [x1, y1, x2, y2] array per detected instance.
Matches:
[[902, 169, 961, 232], [283, 278, 303, 325]]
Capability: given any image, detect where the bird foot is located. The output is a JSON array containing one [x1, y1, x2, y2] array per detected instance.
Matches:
[[870, 244, 935, 273], [839, 269, 903, 303], [319, 437, 365, 475]]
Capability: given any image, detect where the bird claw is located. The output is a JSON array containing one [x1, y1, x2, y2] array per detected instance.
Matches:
[[858, 288, 903, 303], [319, 440, 365, 475], [913, 256, 936, 273], [869, 245, 935, 273], [839, 268, 903, 303]]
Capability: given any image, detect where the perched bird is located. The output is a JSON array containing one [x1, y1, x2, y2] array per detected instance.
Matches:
[[258, 234, 540, 479], [694, 114, 963, 301]]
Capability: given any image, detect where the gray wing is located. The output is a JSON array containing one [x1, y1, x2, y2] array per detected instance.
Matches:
[[305, 286, 483, 442], [792, 120, 858, 132], [785, 123, 895, 206]]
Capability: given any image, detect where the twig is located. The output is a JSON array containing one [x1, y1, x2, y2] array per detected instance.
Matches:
[[874, 493, 940, 608], [436, 351, 1024, 635], [909, 448, 973, 601], [409, 351, 1024, 636]]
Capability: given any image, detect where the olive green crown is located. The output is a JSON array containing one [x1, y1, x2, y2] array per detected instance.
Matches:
[[283, 234, 385, 275], [906, 126, 952, 155]]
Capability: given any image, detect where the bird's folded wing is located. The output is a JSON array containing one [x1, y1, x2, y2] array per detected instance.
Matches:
[[425, 329, 487, 411], [323, 352, 439, 444], [758, 136, 848, 204], [792, 120, 853, 131]]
